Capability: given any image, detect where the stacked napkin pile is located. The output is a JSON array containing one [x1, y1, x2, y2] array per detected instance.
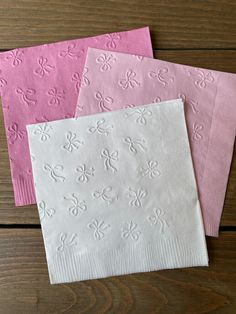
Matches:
[[0, 27, 235, 284]]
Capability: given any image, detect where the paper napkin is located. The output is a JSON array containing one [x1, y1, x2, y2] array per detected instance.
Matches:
[[27, 99, 208, 284], [0, 27, 153, 206], [76, 48, 236, 237]]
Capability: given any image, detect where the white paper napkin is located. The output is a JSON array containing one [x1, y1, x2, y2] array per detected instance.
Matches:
[[27, 99, 208, 284]]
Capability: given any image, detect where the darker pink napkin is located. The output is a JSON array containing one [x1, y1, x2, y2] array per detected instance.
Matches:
[[0, 27, 153, 206]]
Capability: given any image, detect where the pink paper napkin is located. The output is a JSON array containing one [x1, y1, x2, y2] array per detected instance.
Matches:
[[76, 48, 236, 237], [0, 27, 153, 206]]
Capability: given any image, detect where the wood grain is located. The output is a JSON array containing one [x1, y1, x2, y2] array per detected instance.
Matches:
[[0, 50, 235, 226], [0, 229, 234, 314], [0, 0, 235, 49]]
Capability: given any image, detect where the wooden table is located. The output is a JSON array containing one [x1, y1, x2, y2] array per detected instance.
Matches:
[[0, 1, 235, 313]]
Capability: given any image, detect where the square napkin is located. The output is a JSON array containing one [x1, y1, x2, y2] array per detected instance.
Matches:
[[0, 27, 153, 206], [27, 99, 208, 284], [76, 48, 236, 237]]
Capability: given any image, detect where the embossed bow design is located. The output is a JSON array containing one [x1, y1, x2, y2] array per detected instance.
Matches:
[[125, 107, 152, 125], [0, 77, 7, 88], [178, 93, 199, 114], [0, 70, 7, 88], [57, 233, 78, 252], [75, 164, 95, 183], [47, 87, 65, 106], [88, 118, 113, 136], [38, 200, 55, 220], [127, 188, 147, 208], [119, 69, 140, 89], [105, 33, 121, 49], [93, 186, 116, 205], [72, 67, 90, 93], [8, 123, 26, 144], [64, 193, 87, 216], [63, 131, 83, 153], [6, 49, 23, 67], [153, 96, 161, 103], [87, 219, 110, 240], [139, 160, 160, 179], [96, 53, 116, 71], [59, 43, 84, 59], [148, 67, 174, 86], [121, 221, 141, 241], [132, 54, 144, 62], [16, 87, 37, 106], [95, 91, 113, 111], [193, 68, 214, 89], [33, 123, 52, 142], [35, 56, 55, 77], [192, 122, 204, 141], [123, 137, 146, 154], [44, 164, 65, 183], [101, 148, 118, 172], [147, 208, 168, 234]]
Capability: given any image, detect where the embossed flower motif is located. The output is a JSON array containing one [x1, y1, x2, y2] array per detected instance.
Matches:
[[44, 164, 65, 183], [121, 221, 141, 241], [47, 87, 65, 106], [93, 186, 117, 205], [75, 164, 95, 183], [192, 122, 204, 141], [105, 33, 121, 49], [16, 87, 37, 106], [71, 67, 90, 93], [7, 123, 26, 144], [64, 193, 87, 216], [147, 208, 168, 234], [88, 219, 110, 240], [6, 49, 23, 67], [125, 107, 152, 125], [34, 56, 55, 77], [88, 118, 113, 136], [57, 233, 78, 252], [139, 161, 161, 179], [95, 91, 113, 111], [148, 68, 174, 86], [96, 53, 116, 71], [62, 131, 83, 152], [59, 43, 84, 59], [119, 69, 140, 89], [33, 123, 52, 142], [101, 148, 119, 172], [123, 137, 146, 154], [38, 200, 55, 220], [127, 188, 147, 208], [192, 68, 214, 89]]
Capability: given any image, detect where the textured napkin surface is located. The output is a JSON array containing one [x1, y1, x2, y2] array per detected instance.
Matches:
[[76, 48, 236, 237], [0, 27, 153, 206], [27, 99, 208, 284]]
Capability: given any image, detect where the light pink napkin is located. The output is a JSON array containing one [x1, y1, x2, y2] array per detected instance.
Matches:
[[0, 27, 153, 206], [76, 48, 236, 237]]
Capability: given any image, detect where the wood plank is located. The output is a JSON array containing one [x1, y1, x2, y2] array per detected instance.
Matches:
[[0, 1, 235, 49], [0, 49, 235, 225], [0, 229, 234, 313]]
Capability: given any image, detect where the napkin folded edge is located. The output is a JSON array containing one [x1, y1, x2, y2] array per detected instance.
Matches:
[[48, 234, 209, 284]]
